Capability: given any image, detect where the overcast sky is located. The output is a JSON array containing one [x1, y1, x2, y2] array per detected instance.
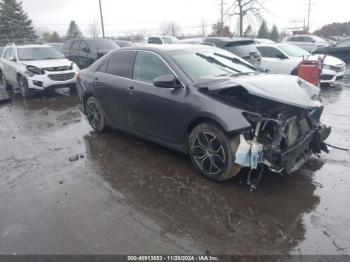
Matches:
[[21, 0, 349, 37]]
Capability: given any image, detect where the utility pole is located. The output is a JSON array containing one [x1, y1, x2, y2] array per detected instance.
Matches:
[[99, 0, 105, 38], [306, 0, 312, 32], [219, 0, 224, 36], [201, 20, 206, 37]]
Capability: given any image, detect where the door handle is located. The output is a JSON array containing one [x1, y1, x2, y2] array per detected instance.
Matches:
[[93, 78, 100, 87], [128, 86, 136, 95]]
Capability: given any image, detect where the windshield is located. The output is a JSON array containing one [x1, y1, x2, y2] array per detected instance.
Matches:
[[88, 39, 118, 50], [312, 36, 327, 43], [171, 48, 258, 82], [162, 37, 178, 44], [279, 44, 310, 57], [18, 47, 63, 60]]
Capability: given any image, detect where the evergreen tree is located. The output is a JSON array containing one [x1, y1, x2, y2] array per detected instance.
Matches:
[[257, 20, 270, 39], [66, 20, 82, 39], [0, 0, 37, 44], [269, 25, 280, 42], [42, 31, 62, 43]]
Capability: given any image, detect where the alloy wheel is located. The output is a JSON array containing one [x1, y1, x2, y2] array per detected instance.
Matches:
[[191, 131, 226, 176], [86, 100, 102, 131]]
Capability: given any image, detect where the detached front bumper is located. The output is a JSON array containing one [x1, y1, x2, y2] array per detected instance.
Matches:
[[25, 71, 78, 91]]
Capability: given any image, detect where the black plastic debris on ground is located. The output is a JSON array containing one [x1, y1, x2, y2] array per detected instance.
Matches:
[[0, 84, 11, 104]]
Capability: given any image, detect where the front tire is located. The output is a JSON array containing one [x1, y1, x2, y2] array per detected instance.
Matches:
[[188, 122, 241, 181], [18, 76, 33, 98], [85, 96, 107, 132], [3, 77, 12, 90]]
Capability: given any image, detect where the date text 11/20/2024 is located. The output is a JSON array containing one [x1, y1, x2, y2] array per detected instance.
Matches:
[[127, 256, 219, 261]]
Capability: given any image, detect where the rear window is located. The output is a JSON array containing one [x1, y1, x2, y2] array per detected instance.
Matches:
[[70, 41, 80, 51], [224, 42, 259, 57], [148, 37, 162, 44], [87, 39, 118, 50], [107, 51, 135, 78], [162, 37, 177, 44]]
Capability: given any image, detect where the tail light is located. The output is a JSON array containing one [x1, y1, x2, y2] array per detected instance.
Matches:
[[76, 72, 81, 81]]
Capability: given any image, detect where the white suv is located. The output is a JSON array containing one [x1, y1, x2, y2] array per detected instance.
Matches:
[[281, 35, 330, 52], [1, 44, 79, 98], [256, 43, 346, 85]]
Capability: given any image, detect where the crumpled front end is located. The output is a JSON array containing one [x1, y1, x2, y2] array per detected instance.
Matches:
[[199, 79, 331, 174], [241, 107, 331, 174]]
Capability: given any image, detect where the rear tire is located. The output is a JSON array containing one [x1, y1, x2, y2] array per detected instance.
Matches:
[[85, 96, 107, 132], [188, 122, 241, 181], [18, 76, 33, 98]]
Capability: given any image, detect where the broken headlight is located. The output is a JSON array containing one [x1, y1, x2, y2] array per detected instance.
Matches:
[[26, 65, 45, 75], [298, 79, 322, 102]]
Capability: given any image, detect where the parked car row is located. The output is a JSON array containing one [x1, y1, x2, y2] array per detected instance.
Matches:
[[157, 35, 347, 85], [313, 37, 350, 63], [62, 38, 119, 69]]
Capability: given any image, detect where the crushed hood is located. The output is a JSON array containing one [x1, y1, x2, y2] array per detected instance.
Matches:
[[194, 74, 321, 109], [21, 59, 73, 68]]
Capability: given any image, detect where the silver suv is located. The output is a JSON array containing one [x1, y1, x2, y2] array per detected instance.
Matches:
[[281, 35, 330, 52]]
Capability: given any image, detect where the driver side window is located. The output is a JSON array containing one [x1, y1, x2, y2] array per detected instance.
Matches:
[[257, 46, 284, 58], [133, 51, 172, 84]]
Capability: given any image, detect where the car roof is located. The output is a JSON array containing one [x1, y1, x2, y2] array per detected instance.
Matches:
[[148, 36, 175, 38], [66, 38, 113, 42], [178, 38, 204, 42], [114, 44, 212, 53], [12, 44, 51, 48], [255, 43, 289, 47], [205, 37, 253, 42]]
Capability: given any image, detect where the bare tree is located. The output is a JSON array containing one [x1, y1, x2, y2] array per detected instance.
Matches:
[[160, 22, 181, 37], [227, 0, 264, 36], [88, 19, 100, 38]]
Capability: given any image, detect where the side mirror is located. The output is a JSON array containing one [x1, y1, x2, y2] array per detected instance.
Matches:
[[311, 39, 316, 43], [153, 75, 181, 89], [82, 46, 90, 53], [9, 56, 16, 62], [276, 53, 288, 59]]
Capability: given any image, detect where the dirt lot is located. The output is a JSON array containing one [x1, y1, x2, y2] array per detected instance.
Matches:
[[0, 71, 350, 255]]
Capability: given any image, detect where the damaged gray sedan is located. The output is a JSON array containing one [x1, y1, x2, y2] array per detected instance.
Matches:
[[77, 45, 331, 181]]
